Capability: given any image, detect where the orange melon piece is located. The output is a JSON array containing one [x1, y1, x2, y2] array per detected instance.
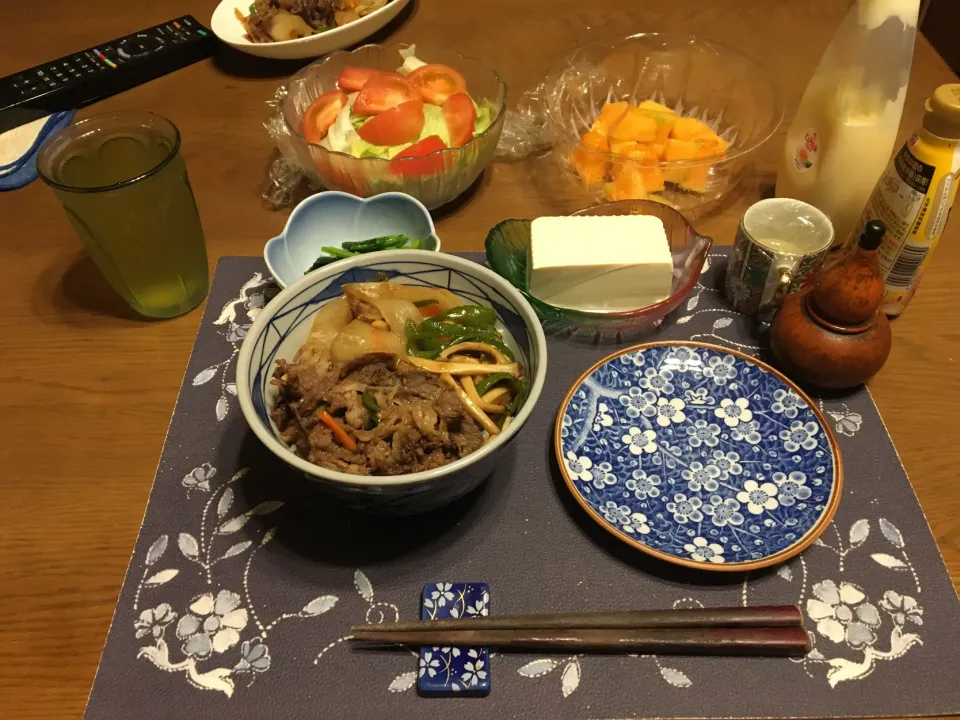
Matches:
[[610, 139, 637, 156], [609, 145, 665, 194], [637, 100, 676, 114], [622, 143, 660, 164], [609, 107, 658, 143], [664, 138, 697, 161], [571, 131, 609, 188], [670, 116, 710, 141], [662, 138, 697, 184], [589, 101, 628, 136], [641, 166, 665, 193], [604, 169, 647, 201], [680, 165, 709, 193], [652, 115, 676, 145], [581, 130, 609, 152], [649, 143, 666, 159]]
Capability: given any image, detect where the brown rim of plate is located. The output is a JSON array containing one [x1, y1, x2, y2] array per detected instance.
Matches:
[[554, 340, 844, 573]]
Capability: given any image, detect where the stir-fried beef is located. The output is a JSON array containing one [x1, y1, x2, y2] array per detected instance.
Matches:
[[271, 353, 485, 475]]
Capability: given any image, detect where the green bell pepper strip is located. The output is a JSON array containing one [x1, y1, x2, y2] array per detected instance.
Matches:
[[474, 372, 517, 396], [428, 305, 497, 328], [361, 389, 380, 427]]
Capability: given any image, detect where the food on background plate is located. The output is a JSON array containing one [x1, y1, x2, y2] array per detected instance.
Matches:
[[305, 233, 428, 273], [271, 281, 527, 475], [528, 215, 674, 312], [235, 0, 391, 43], [570, 100, 731, 201], [299, 46, 496, 177]]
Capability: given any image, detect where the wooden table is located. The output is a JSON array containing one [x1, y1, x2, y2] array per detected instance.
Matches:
[[1, 1, 958, 717]]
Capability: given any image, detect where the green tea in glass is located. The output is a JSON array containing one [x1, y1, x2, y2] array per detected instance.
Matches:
[[37, 112, 208, 319]]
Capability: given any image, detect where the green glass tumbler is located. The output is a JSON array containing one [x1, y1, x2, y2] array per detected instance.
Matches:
[[37, 111, 209, 319]]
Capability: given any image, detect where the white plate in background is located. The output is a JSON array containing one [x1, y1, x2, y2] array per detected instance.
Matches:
[[210, 0, 411, 59]]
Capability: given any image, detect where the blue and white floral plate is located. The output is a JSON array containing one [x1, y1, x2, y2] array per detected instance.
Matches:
[[556, 342, 842, 571]]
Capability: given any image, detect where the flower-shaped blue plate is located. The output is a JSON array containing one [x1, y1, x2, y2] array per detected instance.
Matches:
[[556, 341, 842, 571], [264, 191, 440, 288]]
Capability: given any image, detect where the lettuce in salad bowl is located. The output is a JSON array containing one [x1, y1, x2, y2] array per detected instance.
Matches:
[[281, 43, 507, 209]]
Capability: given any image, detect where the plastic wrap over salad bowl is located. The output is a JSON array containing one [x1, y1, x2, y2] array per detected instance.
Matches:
[[236, 250, 547, 514], [485, 200, 712, 340], [281, 43, 507, 209]]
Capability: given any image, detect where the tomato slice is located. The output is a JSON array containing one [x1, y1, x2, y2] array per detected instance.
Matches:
[[408, 64, 467, 105], [337, 66, 379, 92], [353, 73, 419, 114], [356, 100, 425, 146], [390, 135, 447, 177], [302, 90, 349, 143], [442, 93, 477, 147]]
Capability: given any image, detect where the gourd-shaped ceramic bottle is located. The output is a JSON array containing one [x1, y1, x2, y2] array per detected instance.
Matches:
[[770, 220, 892, 389]]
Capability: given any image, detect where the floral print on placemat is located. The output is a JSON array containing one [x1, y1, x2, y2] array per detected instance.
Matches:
[[121, 256, 942, 712]]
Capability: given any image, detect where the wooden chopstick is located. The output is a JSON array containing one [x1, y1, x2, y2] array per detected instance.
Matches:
[[351, 605, 802, 634], [351, 626, 811, 656]]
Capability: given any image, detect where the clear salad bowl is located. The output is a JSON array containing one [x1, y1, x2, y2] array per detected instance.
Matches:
[[281, 43, 507, 209]]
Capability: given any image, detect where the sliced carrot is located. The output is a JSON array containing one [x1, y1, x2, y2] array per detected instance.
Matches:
[[317, 410, 358, 453]]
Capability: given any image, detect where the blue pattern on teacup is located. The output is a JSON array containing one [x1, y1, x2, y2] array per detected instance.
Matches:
[[559, 344, 836, 566]]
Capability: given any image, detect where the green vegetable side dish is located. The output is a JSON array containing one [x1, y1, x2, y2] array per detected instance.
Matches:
[[305, 234, 427, 274]]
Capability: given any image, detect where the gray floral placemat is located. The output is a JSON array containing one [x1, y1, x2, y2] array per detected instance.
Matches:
[[85, 255, 960, 720]]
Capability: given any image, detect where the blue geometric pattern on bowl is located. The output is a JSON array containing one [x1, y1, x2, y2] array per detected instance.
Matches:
[[559, 343, 838, 568], [419, 582, 490, 697], [245, 258, 532, 433], [264, 191, 440, 288]]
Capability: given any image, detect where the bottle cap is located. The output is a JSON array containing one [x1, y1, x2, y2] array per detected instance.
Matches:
[[922, 84, 960, 140], [859, 219, 885, 250]]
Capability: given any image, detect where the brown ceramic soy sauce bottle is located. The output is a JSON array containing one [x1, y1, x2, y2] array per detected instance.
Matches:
[[770, 220, 892, 390]]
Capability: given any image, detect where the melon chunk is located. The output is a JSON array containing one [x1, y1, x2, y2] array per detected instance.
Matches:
[[572, 99, 731, 196], [589, 101, 628, 136], [670, 117, 707, 141], [680, 165, 709, 193], [609, 108, 657, 143], [604, 169, 647, 202], [570, 131, 609, 188], [637, 100, 676, 114]]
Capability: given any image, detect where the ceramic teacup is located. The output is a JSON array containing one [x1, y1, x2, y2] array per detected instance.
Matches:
[[724, 198, 834, 319]]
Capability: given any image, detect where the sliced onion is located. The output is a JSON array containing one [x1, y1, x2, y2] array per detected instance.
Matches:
[[344, 282, 462, 313], [373, 298, 423, 340], [310, 297, 353, 334], [330, 320, 404, 364]]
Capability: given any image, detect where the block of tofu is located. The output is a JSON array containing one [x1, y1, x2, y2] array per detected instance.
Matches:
[[528, 215, 674, 312]]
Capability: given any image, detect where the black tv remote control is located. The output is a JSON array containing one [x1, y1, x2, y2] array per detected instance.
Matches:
[[0, 15, 216, 134]]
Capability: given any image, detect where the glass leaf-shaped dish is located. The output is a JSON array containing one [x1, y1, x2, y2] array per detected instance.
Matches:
[[485, 199, 712, 340]]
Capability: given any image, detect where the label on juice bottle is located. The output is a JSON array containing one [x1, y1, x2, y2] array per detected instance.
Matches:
[[859, 132, 960, 315], [792, 129, 819, 173]]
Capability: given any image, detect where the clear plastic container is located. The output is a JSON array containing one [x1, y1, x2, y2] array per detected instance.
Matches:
[[775, 0, 921, 247], [541, 33, 783, 214]]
